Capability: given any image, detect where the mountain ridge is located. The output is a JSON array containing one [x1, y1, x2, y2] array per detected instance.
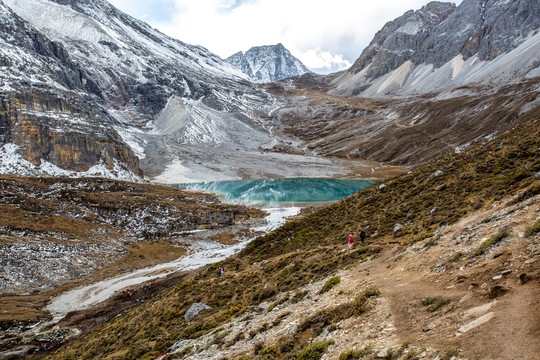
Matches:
[[227, 43, 311, 83], [328, 0, 540, 96]]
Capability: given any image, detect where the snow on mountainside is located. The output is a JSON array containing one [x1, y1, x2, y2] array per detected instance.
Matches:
[[330, 0, 540, 97], [2, 0, 313, 181], [227, 43, 311, 83], [0, 143, 142, 181], [0, 0, 144, 179]]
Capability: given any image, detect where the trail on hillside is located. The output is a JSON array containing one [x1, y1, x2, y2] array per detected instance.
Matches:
[[345, 197, 540, 359]]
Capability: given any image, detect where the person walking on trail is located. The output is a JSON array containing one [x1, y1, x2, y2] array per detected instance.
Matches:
[[348, 234, 354, 248], [360, 230, 366, 244], [235, 263, 239, 273]]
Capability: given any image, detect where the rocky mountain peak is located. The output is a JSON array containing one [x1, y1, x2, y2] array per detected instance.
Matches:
[[331, 0, 540, 97], [227, 43, 311, 83], [349, 1, 457, 80]]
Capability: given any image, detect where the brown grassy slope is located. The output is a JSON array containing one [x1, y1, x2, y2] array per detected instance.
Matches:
[[0, 177, 262, 240], [272, 79, 540, 166], [0, 177, 263, 321], [43, 117, 539, 360]]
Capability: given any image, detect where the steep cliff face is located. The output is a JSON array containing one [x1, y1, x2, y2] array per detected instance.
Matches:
[[0, 92, 141, 174], [349, 1, 457, 81], [0, 1, 142, 177]]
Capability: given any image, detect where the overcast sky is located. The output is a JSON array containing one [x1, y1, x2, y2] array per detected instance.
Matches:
[[108, 0, 462, 74]]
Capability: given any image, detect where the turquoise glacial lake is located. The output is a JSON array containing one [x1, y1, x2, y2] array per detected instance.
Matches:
[[176, 178, 377, 204]]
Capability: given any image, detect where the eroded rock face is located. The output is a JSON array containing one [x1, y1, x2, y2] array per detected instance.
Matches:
[[348, 0, 540, 81], [349, 1, 457, 80], [0, 92, 142, 175], [0, 1, 142, 176]]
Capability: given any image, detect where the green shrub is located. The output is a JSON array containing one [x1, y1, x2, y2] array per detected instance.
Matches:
[[297, 339, 335, 360], [253, 287, 278, 303], [320, 276, 341, 294], [235, 356, 251, 360], [421, 297, 448, 312], [339, 344, 373, 360], [475, 228, 511, 256], [260, 345, 277, 358], [524, 219, 540, 237], [291, 290, 309, 303], [442, 347, 459, 360]]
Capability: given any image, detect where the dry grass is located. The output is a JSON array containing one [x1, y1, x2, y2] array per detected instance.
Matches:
[[44, 117, 540, 359]]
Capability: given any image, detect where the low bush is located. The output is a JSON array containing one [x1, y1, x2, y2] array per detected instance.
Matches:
[[320, 276, 341, 294], [524, 219, 540, 237], [475, 228, 511, 256], [339, 343, 373, 360], [291, 290, 309, 303], [421, 297, 448, 312], [442, 347, 459, 360], [297, 339, 335, 360]]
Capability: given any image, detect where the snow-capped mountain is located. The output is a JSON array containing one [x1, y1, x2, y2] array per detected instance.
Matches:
[[0, 0, 143, 180], [1, 0, 291, 180], [1, 0, 539, 182], [330, 0, 540, 96], [227, 43, 311, 83]]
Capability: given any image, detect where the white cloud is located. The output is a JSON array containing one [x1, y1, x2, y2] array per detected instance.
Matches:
[[295, 48, 352, 74], [109, 0, 463, 74]]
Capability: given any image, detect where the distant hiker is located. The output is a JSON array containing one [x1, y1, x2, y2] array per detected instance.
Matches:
[[360, 230, 366, 244], [348, 234, 354, 248], [235, 263, 239, 273]]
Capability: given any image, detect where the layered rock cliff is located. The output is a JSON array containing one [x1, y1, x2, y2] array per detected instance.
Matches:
[[0, 0, 142, 177]]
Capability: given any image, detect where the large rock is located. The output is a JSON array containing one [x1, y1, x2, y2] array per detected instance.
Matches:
[[185, 303, 212, 321]]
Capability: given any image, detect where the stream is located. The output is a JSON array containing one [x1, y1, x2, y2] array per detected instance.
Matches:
[[46, 206, 300, 322]]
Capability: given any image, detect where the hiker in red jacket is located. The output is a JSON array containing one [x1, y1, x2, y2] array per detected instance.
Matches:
[[348, 234, 354, 248]]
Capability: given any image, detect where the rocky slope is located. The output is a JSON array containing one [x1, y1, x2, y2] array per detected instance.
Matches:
[[0, 176, 262, 297], [227, 43, 311, 83], [328, 0, 540, 96], [29, 115, 539, 359]]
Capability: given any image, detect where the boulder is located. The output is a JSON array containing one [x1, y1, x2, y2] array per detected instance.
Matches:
[[185, 303, 212, 320]]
